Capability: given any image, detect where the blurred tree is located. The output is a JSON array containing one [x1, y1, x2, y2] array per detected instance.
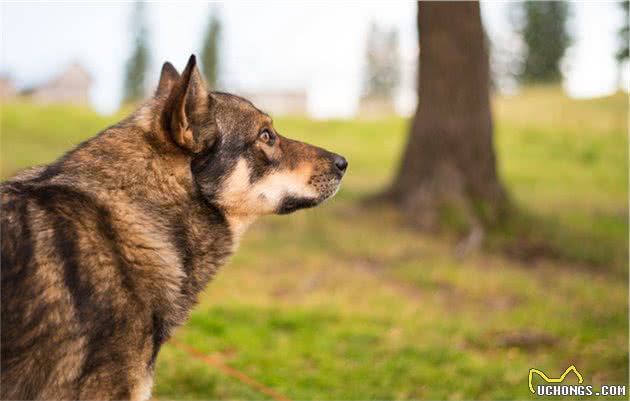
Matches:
[[363, 22, 400, 101], [123, 2, 150, 103], [616, 1, 629, 63], [518, 1, 570, 83], [384, 1, 505, 232], [201, 7, 221, 89]]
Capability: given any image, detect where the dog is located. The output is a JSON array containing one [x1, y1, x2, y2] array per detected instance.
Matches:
[[1, 55, 347, 400]]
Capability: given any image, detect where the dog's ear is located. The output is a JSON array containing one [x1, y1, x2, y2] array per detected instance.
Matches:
[[161, 55, 216, 153], [155, 62, 180, 97]]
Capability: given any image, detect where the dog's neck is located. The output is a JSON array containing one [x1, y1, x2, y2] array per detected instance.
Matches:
[[223, 213, 257, 251], [138, 101, 260, 250], [44, 106, 247, 324]]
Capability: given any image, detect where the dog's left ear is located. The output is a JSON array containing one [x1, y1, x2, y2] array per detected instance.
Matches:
[[161, 55, 216, 153], [155, 62, 180, 97]]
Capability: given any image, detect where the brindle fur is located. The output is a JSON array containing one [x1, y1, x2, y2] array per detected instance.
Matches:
[[1, 55, 346, 400]]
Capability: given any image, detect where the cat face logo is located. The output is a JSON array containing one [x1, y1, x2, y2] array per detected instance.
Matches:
[[528, 365, 584, 393]]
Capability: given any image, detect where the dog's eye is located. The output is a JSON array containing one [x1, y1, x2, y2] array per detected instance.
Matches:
[[259, 130, 274, 145]]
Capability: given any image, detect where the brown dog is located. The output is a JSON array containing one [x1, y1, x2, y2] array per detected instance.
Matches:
[[1, 55, 347, 400]]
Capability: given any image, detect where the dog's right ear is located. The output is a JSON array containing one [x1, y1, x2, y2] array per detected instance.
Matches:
[[155, 62, 180, 97], [161, 55, 215, 154]]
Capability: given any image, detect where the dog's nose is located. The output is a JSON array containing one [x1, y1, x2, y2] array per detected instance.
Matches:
[[334, 156, 348, 174]]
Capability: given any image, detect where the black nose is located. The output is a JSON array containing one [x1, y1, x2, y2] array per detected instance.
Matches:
[[334, 156, 348, 174]]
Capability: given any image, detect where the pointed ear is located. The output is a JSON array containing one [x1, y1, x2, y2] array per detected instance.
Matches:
[[155, 62, 180, 97], [161, 55, 215, 153]]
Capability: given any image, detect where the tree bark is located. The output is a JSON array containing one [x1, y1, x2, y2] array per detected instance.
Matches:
[[386, 1, 506, 230]]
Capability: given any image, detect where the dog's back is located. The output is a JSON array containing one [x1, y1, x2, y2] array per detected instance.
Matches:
[[1, 173, 156, 400]]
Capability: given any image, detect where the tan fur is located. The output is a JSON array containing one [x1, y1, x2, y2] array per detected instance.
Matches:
[[130, 375, 153, 401], [217, 158, 318, 216]]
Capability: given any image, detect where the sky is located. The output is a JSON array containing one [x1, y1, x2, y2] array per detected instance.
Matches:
[[1, 1, 627, 118]]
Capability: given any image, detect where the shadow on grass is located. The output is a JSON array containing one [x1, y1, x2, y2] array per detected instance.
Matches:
[[359, 193, 627, 277], [486, 201, 628, 277]]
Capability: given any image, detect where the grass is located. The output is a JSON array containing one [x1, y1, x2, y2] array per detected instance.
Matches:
[[0, 87, 628, 400]]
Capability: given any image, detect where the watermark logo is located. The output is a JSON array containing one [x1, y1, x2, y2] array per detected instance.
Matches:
[[528, 365, 583, 393], [528, 365, 627, 397]]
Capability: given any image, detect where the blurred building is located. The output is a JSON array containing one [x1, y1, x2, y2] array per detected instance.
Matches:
[[358, 96, 396, 118], [20, 63, 91, 106], [0, 75, 17, 99], [241, 91, 307, 116]]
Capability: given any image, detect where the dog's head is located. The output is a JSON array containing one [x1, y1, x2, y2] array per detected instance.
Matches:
[[156, 56, 347, 218]]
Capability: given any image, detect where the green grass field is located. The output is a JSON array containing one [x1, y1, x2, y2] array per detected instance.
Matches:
[[1, 87, 628, 399]]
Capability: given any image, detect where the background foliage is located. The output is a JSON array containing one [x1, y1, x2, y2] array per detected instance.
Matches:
[[517, 1, 570, 83], [201, 7, 221, 90], [123, 2, 150, 103]]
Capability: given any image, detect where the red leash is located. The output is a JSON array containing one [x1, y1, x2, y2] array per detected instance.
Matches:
[[168, 338, 293, 401]]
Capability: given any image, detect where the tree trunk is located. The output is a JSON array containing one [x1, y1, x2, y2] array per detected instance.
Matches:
[[387, 1, 506, 230]]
